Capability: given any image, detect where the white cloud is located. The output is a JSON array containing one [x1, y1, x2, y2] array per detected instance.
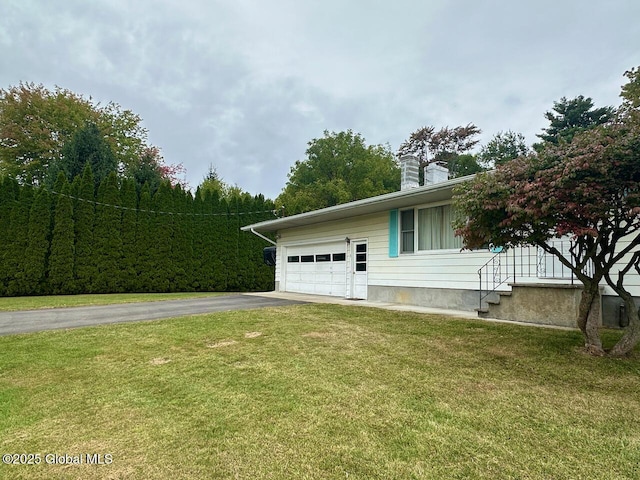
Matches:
[[1, 0, 639, 199]]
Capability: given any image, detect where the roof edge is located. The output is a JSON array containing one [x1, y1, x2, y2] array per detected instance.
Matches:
[[242, 174, 475, 233]]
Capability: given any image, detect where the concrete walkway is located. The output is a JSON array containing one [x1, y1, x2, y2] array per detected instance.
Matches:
[[244, 291, 577, 330]]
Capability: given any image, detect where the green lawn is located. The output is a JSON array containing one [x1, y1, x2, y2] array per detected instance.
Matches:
[[0, 304, 639, 479], [0, 292, 226, 311]]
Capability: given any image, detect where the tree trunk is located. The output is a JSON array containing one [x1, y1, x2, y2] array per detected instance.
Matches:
[[576, 282, 605, 356], [609, 291, 640, 357]]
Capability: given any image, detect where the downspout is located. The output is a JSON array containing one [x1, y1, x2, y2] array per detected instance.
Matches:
[[249, 227, 277, 246]]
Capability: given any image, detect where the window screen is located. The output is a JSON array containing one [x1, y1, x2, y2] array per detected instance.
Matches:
[[400, 209, 415, 253]]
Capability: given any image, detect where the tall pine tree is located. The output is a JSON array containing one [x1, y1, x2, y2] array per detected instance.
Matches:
[[58, 122, 117, 188]]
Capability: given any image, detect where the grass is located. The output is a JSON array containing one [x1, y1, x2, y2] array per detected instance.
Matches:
[[0, 303, 639, 479], [0, 292, 226, 311]]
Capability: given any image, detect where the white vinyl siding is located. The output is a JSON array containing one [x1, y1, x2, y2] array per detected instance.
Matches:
[[603, 236, 640, 297], [273, 208, 640, 298], [275, 210, 493, 294]]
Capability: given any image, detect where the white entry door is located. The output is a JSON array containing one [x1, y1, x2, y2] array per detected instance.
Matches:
[[351, 240, 368, 300]]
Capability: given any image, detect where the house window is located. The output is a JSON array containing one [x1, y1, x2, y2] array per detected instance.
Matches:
[[400, 209, 415, 253], [355, 243, 367, 271], [417, 204, 462, 250]]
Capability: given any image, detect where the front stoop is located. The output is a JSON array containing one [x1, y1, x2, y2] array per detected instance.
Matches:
[[477, 283, 602, 328]]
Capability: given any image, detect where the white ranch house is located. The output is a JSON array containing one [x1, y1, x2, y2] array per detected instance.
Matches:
[[243, 156, 638, 328]]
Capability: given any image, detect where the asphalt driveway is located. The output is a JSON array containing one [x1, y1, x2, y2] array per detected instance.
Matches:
[[0, 294, 307, 336]]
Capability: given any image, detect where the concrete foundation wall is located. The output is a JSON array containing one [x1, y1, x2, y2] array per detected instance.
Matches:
[[485, 284, 601, 328], [280, 279, 638, 330], [369, 285, 479, 312], [602, 295, 640, 328]]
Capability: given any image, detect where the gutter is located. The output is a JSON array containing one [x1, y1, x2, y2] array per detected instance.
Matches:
[[248, 227, 277, 246]]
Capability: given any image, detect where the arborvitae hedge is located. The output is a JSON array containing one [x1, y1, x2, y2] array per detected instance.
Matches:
[[92, 172, 123, 293], [49, 177, 75, 294], [0, 168, 276, 296], [24, 188, 52, 295], [74, 165, 96, 293], [120, 178, 138, 292], [4, 186, 33, 296]]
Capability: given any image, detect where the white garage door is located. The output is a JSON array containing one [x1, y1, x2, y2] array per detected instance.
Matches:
[[284, 242, 347, 297]]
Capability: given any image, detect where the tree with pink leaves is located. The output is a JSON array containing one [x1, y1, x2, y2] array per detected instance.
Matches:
[[454, 67, 640, 357]]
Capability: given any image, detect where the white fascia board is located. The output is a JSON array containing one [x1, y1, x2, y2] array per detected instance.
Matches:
[[242, 174, 474, 233]]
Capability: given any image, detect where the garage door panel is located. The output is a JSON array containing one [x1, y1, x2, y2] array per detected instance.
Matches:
[[284, 242, 346, 297]]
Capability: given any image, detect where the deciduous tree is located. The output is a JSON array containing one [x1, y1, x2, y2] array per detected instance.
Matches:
[[0, 82, 186, 191], [0, 83, 147, 184], [478, 130, 529, 167], [0, 83, 95, 183], [398, 124, 483, 178], [454, 69, 640, 356], [277, 130, 399, 214]]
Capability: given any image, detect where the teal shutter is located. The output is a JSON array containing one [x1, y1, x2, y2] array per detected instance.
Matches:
[[389, 209, 398, 258]]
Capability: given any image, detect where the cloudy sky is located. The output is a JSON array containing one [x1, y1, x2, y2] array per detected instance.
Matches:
[[2, 1, 639, 199]]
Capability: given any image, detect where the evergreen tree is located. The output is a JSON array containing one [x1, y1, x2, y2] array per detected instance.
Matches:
[[49, 175, 75, 294], [58, 122, 117, 188], [234, 195, 254, 290], [23, 188, 52, 295], [135, 184, 154, 292], [190, 189, 217, 292], [120, 178, 139, 292], [149, 181, 174, 292], [536, 95, 614, 147], [169, 185, 193, 291], [70, 174, 82, 199], [190, 188, 206, 291], [220, 197, 237, 291], [237, 194, 276, 292], [74, 164, 96, 293], [92, 172, 123, 293], [0, 177, 19, 295], [3, 186, 33, 295], [251, 195, 277, 291], [209, 191, 229, 291]]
